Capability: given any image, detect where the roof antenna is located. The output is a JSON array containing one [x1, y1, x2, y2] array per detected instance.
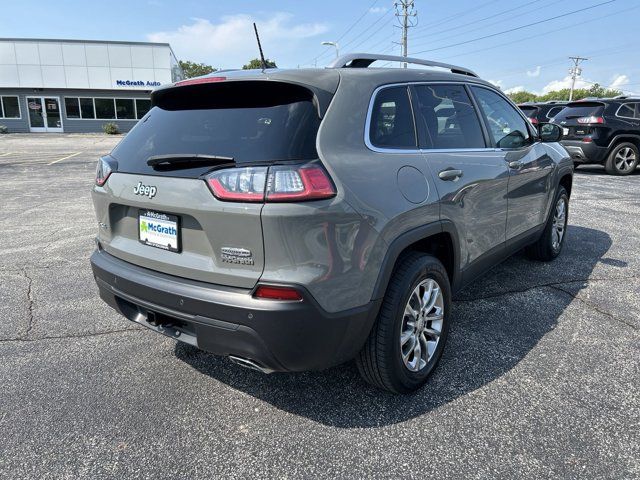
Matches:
[[253, 22, 267, 71]]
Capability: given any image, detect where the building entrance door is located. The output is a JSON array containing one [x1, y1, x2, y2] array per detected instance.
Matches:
[[27, 97, 64, 132]]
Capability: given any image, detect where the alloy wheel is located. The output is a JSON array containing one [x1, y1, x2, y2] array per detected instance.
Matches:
[[551, 196, 567, 251], [614, 147, 637, 172], [400, 278, 444, 372]]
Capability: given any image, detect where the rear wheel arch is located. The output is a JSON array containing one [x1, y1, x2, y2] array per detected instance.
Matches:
[[607, 134, 640, 155], [559, 173, 573, 198], [372, 222, 460, 301]]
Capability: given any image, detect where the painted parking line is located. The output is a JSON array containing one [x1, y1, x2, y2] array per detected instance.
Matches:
[[48, 151, 83, 165], [0, 152, 12, 157]]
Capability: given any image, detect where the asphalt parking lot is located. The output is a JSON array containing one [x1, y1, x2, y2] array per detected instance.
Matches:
[[0, 133, 638, 479]]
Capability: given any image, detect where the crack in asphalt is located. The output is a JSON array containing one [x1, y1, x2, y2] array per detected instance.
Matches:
[[21, 268, 35, 340], [455, 274, 640, 303], [0, 326, 144, 344], [549, 284, 639, 331]]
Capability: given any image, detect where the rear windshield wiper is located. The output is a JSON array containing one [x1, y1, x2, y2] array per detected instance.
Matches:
[[147, 154, 235, 170]]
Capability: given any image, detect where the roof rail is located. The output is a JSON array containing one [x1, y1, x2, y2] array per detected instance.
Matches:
[[326, 53, 478, 77]]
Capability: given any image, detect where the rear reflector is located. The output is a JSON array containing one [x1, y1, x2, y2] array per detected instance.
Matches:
[[205, 161, 336, 203], [175, 76, 227, 86], [577, 116, 604, 124], [253, 285, 303, 301]]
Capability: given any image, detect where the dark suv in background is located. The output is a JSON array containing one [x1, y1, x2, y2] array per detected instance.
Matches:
[[554, 97, 640, 175], [518, 101, 567, 126]]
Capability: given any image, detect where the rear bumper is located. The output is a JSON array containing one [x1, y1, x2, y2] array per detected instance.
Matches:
[[561, 140, 608, 164], [90, 249, 380, 372]]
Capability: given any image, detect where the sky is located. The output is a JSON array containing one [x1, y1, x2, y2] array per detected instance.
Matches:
[[2, 0, 639, 95]]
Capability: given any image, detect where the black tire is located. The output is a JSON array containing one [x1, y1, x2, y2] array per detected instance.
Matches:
[[604, 142, 639, 176], [526, 185, 569, 261], [356, 252, 451, 393]]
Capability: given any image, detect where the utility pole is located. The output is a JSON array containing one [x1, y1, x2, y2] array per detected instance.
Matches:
[[568, 56, 588, 101], [395, 0, 417, 68]]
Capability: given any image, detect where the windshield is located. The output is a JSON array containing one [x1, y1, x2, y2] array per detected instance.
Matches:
[[111, 82, 322, 177]]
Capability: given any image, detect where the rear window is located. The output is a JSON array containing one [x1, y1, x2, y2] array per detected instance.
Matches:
[[554, 102, 604, 120], [519, 106, 538, 118], [111, 81, 322, 177], [546, 106, 565, 118]]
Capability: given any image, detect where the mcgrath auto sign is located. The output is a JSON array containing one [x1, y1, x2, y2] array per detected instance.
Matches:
[[115, 80, 162, 88]]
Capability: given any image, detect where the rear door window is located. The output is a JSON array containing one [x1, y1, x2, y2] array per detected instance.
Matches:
[[111, 81, 322, 177], [369, 86, 417, 149], [412, 84, 485, 149], [471, 86, 531, 149]]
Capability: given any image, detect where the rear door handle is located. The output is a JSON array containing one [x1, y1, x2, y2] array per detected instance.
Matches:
[[438, 169, 463, 181]]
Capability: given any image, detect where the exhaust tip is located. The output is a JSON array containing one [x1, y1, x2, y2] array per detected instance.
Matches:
[[228, 355, 274, 374]]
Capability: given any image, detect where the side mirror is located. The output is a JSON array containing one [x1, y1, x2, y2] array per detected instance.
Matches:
[[539, 123, 563, 143]]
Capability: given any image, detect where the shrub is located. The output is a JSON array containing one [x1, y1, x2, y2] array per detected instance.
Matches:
[[102, 122, 120, 135], [0, 125, 8, 134]]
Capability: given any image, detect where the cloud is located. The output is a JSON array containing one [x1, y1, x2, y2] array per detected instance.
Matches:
[[505, 85, 525, 94], [147, 14, 328, 68], [369, 7, 388, 13], [526, 66, 541, 77], [542, 75, 591, 94], [609, 74, 629, 89]]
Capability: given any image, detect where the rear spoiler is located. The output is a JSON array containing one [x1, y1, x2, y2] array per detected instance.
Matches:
[[151, 77, 335, 118]]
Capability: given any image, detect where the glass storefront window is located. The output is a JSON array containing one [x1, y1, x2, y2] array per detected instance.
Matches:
[[65, 98, 80, 118], [135, 99, 151, 119], [115, 99, 135, 119], [1, 96, 20, 118], [95, 98, 116, 119], [80, 98, 95, 119]]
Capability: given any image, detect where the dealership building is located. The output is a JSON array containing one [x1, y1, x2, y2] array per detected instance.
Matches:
[[0, 38, 182, 133]]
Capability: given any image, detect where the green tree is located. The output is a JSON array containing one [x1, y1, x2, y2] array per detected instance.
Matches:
[[509, 85, 623, 103], [179, 60, 217, 79], [242, 58, 277, 70], [508, 90, 538, 104]]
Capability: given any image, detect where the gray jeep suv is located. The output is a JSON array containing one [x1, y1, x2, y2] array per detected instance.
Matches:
[[90, 54, 573, 393]]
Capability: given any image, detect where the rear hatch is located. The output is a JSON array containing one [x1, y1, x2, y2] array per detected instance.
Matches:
[[554, 101, 605, 139], [92, 77, 335, 288], [518, 105, 540, 125]]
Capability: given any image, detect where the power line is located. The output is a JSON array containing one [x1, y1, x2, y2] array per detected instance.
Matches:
[[430, 4, 639, 64], [412, 0, 616, 55], [412, 0, 501, 31], [339, 8, 394, 52], [305, 0, 380, 65], [411, 0, 554, 46]]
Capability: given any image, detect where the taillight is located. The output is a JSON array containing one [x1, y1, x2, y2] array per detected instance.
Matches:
[[577, 116, 604, 124], [253, 285, 303, 301], [266, 164, 335, 202], [206, 166, 268, 202], [529, 117, 538, 125], [95, 157, 115, 186], [205, 161, 336, 203]]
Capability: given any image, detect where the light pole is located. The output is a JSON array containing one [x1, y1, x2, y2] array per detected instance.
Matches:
[[321, 41, 339, 59]]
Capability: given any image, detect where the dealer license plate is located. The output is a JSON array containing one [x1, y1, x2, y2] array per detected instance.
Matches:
[[138, 210, 180, 252]]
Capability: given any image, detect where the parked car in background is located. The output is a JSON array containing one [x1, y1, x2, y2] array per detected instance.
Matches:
[[554, 96, 640, 175], [518, 101, 568, 126], [90, 53, 573, 393]]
